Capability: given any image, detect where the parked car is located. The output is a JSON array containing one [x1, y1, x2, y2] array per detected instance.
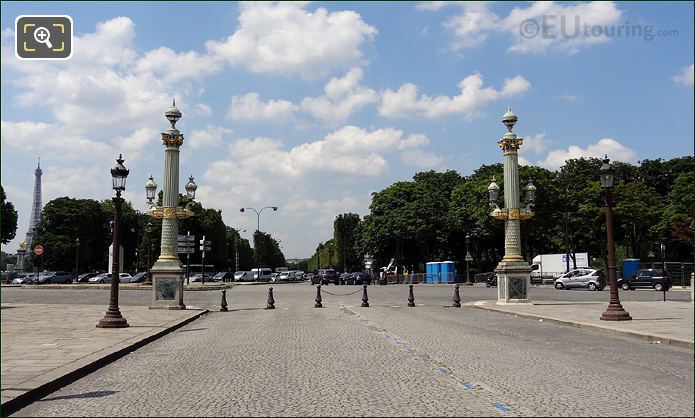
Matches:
[[36, 271, 73, 284], [348, 272, 371, 285], [251, 268, 273, 282], [475, 272, 497, 287], [270, 272, 281, 282], [293, 270, 305, 281], [89, 273, 111, 283], [76, 272, 100, 283], [12, 274, 36, 284], [214, 272, 234, 282], [317, 269, 338, 285], [118, 273, 134, 283], [129, 272, 147, 283], [554, 268, 605, 291], [234, 271, 252, 282], [279, 271, 299, 281], [618, 269, 671, 291], [190, 273, 215, 283]]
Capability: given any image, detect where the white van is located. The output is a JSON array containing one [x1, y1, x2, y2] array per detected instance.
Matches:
[[251, 268, 272, 282], [234, 271, 252, 282]]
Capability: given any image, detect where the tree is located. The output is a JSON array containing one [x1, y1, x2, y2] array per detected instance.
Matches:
[[654, 171, 695, 261], [1, 185, 18, 244], [253, 231, 285, 270], [333, 213, 362, 272], [31, 197, 111, 272]]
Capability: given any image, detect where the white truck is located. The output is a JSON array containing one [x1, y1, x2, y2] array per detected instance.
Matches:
[[530, 253, 589, 283]]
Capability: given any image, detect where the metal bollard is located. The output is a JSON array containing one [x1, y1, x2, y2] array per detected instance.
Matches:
[[408, 284, 415, 307], [220, 289, 228, 312], [315, 285, 323, 308], [452, 284, 461, 307], [266, 287, 275, 309], [361, 284, 369, 307]]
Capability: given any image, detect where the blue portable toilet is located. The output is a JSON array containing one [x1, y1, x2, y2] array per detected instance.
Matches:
[[622, 258, 641, 280], [426, 262, 440, 283], [440, 261, 455, 283]]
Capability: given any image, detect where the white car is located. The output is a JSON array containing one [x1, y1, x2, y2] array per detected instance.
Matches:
[[88, 273, 131, 284], [12, 275, 35, 284]]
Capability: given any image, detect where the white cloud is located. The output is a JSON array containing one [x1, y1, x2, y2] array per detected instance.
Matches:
[[522, 132, 550, 154], [300, 67, 379, 125], [135, 47, 222, 83], [228, 93, 298, 121], [401, 150, 444, 168], [205, 2, 377, 79], [194, 103, 213, 117], [673, 64, 694, 87], [535, 138, 636, 170], [188, 125, 233, 149], [1, 120, 111, 158], [416, 2, 455, 12], [442, 1, 622, 54], [379, 73, 530, 119]]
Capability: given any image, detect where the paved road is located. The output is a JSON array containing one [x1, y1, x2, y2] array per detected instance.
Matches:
[[1, 283, 690, 311], [11, 285, 693, 417]]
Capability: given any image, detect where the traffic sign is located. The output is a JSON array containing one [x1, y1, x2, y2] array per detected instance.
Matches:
[[178, 235, 195, 242], [465, 252, 473, 262], [177, 247, 195, 254], [33, 245, 44, 255], [200, 245, 212, 252]]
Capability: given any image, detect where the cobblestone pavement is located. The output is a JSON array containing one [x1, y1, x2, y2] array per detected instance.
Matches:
[[11, 285, 693, 417]]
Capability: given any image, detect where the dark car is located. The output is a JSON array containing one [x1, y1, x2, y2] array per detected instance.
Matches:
[[130, 272, 147, 283], [214, 272, 234, 282], [317, 269, 338, 285], [348, 272, 371, 285], [190, 273, 215, 283], [618, 269, 671, 291]]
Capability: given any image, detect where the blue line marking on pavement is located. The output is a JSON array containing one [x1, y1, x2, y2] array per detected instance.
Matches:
[[384, 335, 392, 340], [494, 403, 510, 412], [403, 347, 413, 353], [437, 367, 447, 375], [419, 356, 428, 363], [463, 383, 473, 390]]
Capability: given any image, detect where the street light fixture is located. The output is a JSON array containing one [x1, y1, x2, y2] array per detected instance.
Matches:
[[599, 155, 632, 321], [464, 234, 474, 285], [232, 227, 245, 272], [240, 206, 278, 279], [75, 238, 80, 278], [145, 221, 153, 285], [97, 154, 130, 328]]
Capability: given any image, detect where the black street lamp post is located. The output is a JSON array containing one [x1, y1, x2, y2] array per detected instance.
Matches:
[[98, 154, 130, 328], [75, 238, 80, 279], [145, 221, 153, 285], [240, 206, 277, 279], [465, 234, 474, 285], [599, 156, 631, 322]]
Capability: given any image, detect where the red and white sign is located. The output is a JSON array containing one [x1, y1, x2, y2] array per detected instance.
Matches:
[[33, 244, 44, 255]]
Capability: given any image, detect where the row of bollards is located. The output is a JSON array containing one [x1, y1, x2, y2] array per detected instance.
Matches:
[[219, 283, 464, 311]]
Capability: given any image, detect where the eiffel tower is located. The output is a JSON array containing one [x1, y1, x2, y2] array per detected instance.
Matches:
[[24, 159, 43, 249]]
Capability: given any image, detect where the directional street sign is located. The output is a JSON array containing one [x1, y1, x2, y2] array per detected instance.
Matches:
[[200, 246, 212, 252], [177, 247, 195, 254], [178, 235, 195, 242]]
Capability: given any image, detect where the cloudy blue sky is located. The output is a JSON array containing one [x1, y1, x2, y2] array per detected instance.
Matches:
[[1, 1, 693, 259]]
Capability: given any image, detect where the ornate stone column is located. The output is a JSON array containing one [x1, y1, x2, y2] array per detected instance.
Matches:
[[490, 108, 534, 304]]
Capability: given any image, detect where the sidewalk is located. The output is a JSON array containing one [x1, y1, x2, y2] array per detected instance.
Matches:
[[1, 303, 208, 415], [468, 300, 694, 349]]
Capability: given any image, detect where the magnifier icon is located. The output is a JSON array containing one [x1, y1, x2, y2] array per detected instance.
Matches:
[[34, 27, 53, 49]]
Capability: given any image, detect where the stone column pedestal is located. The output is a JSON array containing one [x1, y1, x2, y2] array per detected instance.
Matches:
[[496, 260, 532, 304], [150, 259, 185, 310]]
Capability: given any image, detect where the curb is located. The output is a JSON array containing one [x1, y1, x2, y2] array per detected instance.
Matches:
[[468, 303, 693, 350], [0, 309, 209, 416], [11, 284, 228, 291]]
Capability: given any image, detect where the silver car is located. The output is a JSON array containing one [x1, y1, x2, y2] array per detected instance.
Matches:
[[554, 268, 606, 291]]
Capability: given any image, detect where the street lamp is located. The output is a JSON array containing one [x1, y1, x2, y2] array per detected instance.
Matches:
[[97, 154, 129, 328], [145, 221, 153, 285], [146, 99, 197, 310], [240, 206, 278, 278], [464, 234, 474, 285], [233, 228, 245, 272], [487, 107, 536, 304], [599, 155, 631, 321], [75, 238, 80, 278]]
